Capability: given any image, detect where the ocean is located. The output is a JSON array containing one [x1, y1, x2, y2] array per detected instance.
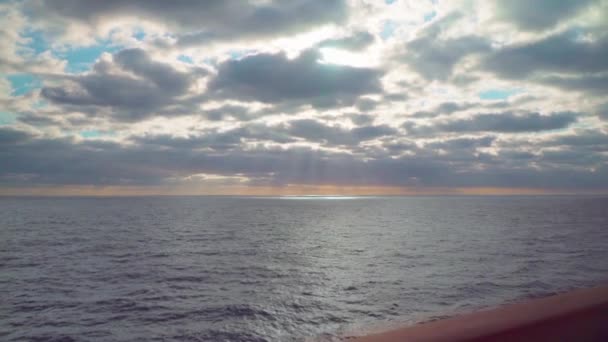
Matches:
[[1, 195, 607, 341]]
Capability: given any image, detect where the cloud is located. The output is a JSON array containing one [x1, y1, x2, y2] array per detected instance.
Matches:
[[396, 13, 490, 80], [113, 48, 193, 94], [413, 102, 478, 118], [404, 111, 579, 134], [40, 48, 205, 121], [208, 49, 383, 105], [404, 35, 489, 80], [483, 31, 608, 79], [25, 0, 348, 45], [285, 119, 397, 146], [536, 74, 608, 96], [2, 126, 606, 190], [345, 113, 375, 126], [132, 124, 297, 150], [541, 130, 608, 150], [426, 136, 496, 149], [0, 126, 31, 145], [435, 102, 476, 114], [318, 31, 375, 51], [202, 105, 260, 122], [2, 1, 607, 194], [16, 113, 59, 127], [0, 5, 65, 74], [494, 0, 598, 31], [355, 98, 379, 112], [597, 102, 608, 121], [1, 134, 173, 185], [482, 29, 608, 95]]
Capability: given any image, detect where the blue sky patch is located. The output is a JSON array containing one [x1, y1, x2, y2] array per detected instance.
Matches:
[[18, 30, 48, 56], [19, 28, 122, 74], [56, 42, 122, 73], [133, 29, 146, 41], [80, 130, 101, 138], [424, 10, 437, 22], [178, 55, 194, 64], [7, 74, 41, 96], [385, 0, 397, 4], [381, 20, 397, 40], [0, 112, 17, 126], [228, 50, 257, 60], [479, 89, 519, 100], [79, 130, 115, 138]]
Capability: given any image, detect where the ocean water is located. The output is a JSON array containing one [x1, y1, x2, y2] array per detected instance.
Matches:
[[1, 195, 607, 341]]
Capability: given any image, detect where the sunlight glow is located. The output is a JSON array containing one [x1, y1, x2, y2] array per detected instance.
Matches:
[[319, 48, 377, 67], [280, 195, 362, 200]]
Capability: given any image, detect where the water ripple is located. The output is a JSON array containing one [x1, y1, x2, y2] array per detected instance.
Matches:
[[1, 196, 608, 341]]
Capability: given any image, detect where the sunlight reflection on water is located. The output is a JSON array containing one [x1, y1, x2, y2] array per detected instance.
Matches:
[[280, 196, 366, 200]]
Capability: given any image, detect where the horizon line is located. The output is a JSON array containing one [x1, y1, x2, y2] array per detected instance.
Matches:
[[1, 185, 607, 198]]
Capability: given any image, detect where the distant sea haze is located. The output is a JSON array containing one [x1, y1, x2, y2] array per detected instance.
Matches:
[[2, 196, 608, 341]]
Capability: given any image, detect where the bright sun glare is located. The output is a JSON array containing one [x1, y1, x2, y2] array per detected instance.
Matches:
[[318, 47, 376, 68]]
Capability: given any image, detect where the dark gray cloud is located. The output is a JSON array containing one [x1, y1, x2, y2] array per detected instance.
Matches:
[[413, 99, 543, 119], [382, 140, 417, 154], [355, 98, 379, 112], [404, 35, 489, 80], [484, 96, 539, 109], [133, 132, 241, 152], [2, 126, 607, 189], [483, 31, 608, 78], [495, 0, 597, 31], [426, 136, 496, 150], [397, 14, 490, 80], [383, 93, 408, 102], [208, 49, 383, 105], [540, 130, 608, 152], [437, 111, 578, 133], [481, 28, 608, 96], [345, 113, 375, 126], [413, 102, 477, 118], [540, 148, 603, 166], [1, 135, 175, 185], [491, 130, 607, 182], [285, 119, 397, 145], [201, 105, 271, 122], [317, 31, 375, 51], [598, 103, 608, 121], [435, 102, 476, 114], [26, 0, 348, 45], [16, 112, 60, 127], [131, 119, 394, 154], [113, 49, 193, 94], [537, 74, 608, 96], [40, 48, 205, 121], [410, 111, 436, 119], [0, 127, 31, 145], [404, 111, 578, 135]]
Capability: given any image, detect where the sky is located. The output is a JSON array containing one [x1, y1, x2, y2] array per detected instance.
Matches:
[[1, 0, 607, 196]]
